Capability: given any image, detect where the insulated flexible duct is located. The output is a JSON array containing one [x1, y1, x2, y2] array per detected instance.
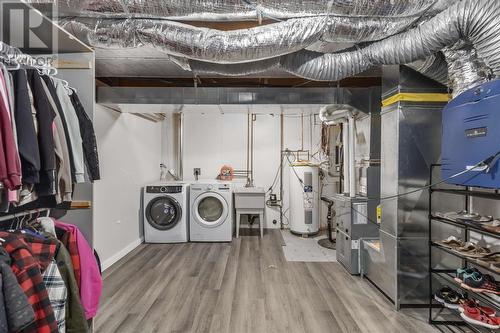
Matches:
[[407, 53, 449, 86], [63, 17, 326, 63], [186, 0, 498, 94], [280, 0, 500, 89], [48, 0, 443, 20], [61, 12, 420, 64], [443, 42, 493, 96], [58, 0, 497, 95]]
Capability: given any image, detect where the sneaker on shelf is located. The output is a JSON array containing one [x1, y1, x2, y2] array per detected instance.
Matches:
[[434, 286, 464, 310], [460, 304, 500, 329], [455, 267, 480, 284], [462, 273, 500, 295], [459, 299, 496, 317]]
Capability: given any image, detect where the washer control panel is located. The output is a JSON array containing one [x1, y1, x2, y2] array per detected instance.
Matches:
[[146, 186, 183, 194]]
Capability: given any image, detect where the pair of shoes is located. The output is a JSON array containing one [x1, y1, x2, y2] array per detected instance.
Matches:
[[460, 299, 500, 329], [455, 242, 491, 258], [455, 268, 500, 295], [434, 286, 464, 309], [459, 299, 496, 317], [476, 253, 500, 274], [480, 220, 500, 234], [454, 267, 480, 284], [436, 211, 494, 224], [436, 236, 464, 249], [437, 237, 493, 258]]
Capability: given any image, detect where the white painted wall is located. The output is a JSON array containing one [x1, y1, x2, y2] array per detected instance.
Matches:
[[182, 111, 330, 229], [93, 105, 163, 269]]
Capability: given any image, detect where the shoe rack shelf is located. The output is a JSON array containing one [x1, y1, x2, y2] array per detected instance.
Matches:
[[428, 164, 500, 332], [433, 272, 500, 310], [431, 242, 500, 276], [432, 188, 500, 200], [432, 273, 499, 333], [431, 215, 500, 239]]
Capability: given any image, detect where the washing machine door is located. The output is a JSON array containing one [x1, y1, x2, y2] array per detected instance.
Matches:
[[193, 192, 229, 228], [146, 196, 182, 230]]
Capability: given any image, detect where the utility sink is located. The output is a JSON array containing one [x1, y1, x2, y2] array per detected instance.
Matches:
[[234, 187, 266, 209]]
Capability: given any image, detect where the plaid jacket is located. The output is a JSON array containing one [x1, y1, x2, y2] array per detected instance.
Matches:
[[0, 232, 58, 333], [43, 260, 67, 333], [56, 228, 81, 289]]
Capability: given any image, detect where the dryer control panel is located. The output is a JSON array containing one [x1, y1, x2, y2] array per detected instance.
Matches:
[[146, 186, 183, 194], [191, 184, 231, 191]]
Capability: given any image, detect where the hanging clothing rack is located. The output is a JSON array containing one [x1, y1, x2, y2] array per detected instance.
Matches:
[[0, 208, 50, 222], [0, 41, 58, 74], [1, 41, 39, 66]]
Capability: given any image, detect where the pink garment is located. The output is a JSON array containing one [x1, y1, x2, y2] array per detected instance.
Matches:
[[55, 220, 102, 319], [0, 70, 21, 190]]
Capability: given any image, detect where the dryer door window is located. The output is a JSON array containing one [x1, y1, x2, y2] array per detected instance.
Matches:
[[193, 192, 229, 227], [146, 196, 182, 230], [198, 196, 224, 222]]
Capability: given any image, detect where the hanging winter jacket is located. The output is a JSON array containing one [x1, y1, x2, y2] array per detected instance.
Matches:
[[0, 246, 36, 332]]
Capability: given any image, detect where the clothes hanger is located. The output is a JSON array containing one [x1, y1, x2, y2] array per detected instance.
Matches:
[[27, 210, 42, 230], [18, 213, 27, 230], [3, 59, 20, 71], [10, 213, 18, 230], [0, 53, 20, 70]]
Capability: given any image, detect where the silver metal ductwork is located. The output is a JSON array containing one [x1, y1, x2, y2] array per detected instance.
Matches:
[[319, 104, 359, 126], [62, 14, 420, 64], [51, 0, 500, 95], [407, 53, 449, 87], [319, 104, 360, 198], [49, 0, 445, 20], [279, 0, 500, 92], [63, 17, 326, 63], [443, 42, 493, 97]]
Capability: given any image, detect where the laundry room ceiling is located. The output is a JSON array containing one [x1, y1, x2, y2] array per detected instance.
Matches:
[[90, 24, 377, 83], [28, 0, 456, 87]]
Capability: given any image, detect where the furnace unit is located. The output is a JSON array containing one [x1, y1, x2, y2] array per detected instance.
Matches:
[[442, 79, 500, 189]]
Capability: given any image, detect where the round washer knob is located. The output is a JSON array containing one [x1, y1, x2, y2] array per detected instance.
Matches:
[[160, 186, 167, 193]]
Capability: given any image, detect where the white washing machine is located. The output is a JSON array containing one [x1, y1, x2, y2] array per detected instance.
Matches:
[[190, 182, 233, 242], [143, 183, 189, 243]]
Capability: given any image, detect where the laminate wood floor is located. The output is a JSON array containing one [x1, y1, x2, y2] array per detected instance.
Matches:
[[95, 230, 442, 333]]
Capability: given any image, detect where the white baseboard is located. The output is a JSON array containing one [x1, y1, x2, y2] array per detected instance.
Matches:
[[102, 237, 144, 271]]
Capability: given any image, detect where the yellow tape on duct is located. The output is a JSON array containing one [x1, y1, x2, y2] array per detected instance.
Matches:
[[382, 93, 451, 107]]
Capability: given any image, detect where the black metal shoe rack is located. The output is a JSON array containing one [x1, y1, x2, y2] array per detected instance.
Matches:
[[428, 164, 500, 332]]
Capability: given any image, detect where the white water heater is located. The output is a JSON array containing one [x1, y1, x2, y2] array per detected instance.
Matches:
[[289, 164, 320, 235]]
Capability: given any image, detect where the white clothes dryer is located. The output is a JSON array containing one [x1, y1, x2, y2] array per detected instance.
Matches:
[[143, 183, 189, 243], [189, 182, 232, 242]]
